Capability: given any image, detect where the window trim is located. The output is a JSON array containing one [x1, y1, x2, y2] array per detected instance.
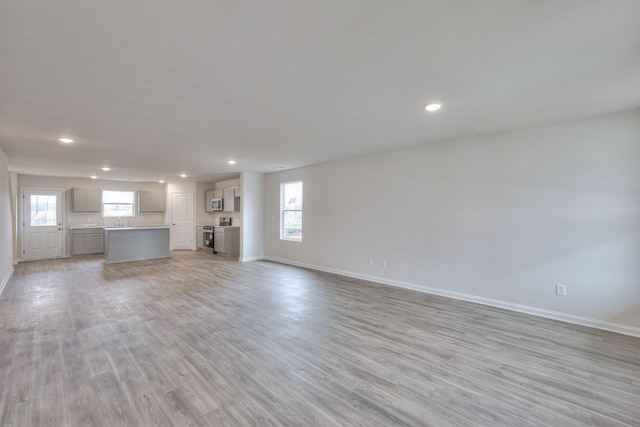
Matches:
[[280, 181, 303, 242], [102, 190, 136, 218]]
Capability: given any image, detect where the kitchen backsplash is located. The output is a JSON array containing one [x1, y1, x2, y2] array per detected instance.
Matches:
[[66, 211, 166, 228]]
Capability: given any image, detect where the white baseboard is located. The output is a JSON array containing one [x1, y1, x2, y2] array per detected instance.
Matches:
[[240, 255, 264, 262], [264, 256, 640, 338], [0, 266, 14, 297]]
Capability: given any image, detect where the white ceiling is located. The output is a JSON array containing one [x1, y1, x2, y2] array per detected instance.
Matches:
[[1, 1, 639, 182]]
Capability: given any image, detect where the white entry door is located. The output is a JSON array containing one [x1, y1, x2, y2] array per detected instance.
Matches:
[[172, 192, 193, 250], [22, 189, 64, 260]]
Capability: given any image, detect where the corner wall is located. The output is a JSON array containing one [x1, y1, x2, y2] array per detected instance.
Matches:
[[0, 148, 14, 294], [240, 172, 264, 261], [264, 109, 640, 335]]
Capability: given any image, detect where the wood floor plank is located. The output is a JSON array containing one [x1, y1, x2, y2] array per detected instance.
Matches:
[[0, 252, 639, 426]]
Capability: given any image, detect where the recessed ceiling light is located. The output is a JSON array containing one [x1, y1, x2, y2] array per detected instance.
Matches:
[[180, 174, 187, 178], [425, 103, 442, 112], [102, 167, 110, 171], [159, 180, 165, 184], [59, 138, 74, 143], [90, 176, 97, 179], [228, 160, 236, 165]]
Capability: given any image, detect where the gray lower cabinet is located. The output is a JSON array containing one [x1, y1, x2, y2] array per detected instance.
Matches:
[[196, 226, 204, 249], [214, 227, 240, 257], [72, 228, 105, 256]]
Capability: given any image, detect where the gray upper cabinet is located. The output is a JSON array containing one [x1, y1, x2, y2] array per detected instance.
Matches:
[[223, 187, 235, 212], [72, 187, 101, 212], [223, 186, 240, 212], [204, 190, 214, 212], [138, 191, 166, 212]]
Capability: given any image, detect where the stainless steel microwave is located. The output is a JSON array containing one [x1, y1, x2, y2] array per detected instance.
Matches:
[[211, 197, 223, 211]]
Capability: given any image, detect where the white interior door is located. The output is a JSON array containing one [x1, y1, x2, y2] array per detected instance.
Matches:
[[172, 192, 193, 250], [22, 189, 64, 260]]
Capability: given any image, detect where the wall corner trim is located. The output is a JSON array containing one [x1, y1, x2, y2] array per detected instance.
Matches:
[[264, 256, 640, 338], [0, 266, 14, 297]]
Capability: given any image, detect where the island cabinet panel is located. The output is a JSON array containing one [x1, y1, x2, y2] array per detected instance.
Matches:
[[72, 188, 102, 212], [138, 191, 166, 212], [104, 227, 170, 263], [71, 228, 104, 256]]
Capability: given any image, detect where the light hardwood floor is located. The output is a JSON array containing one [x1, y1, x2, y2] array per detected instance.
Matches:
[[0, 251, 639, 426]]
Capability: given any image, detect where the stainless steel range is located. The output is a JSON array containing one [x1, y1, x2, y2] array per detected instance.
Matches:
[[202, 226, 215, 254], [201, 218, 231, 254]]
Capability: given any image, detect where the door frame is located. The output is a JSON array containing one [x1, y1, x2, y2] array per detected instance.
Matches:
[[171, 191, 194, 250], [20, 187, 66, 261]]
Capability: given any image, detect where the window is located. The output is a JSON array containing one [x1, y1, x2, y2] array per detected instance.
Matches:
[[103, 191, 135, 217], [280, 181, 302, 241]]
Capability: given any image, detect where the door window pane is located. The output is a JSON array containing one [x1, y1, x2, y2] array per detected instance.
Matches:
[[30, 195, 57, 226]]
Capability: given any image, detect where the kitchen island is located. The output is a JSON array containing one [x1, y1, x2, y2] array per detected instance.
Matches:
[[104, 226, 170, 263]]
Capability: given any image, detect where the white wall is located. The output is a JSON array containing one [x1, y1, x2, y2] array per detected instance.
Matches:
[[17, 175, 167, 257], [240, 172, 264, 261], [264, 109, 640, 335], [0, 148, 14, 293], [9, 172, 18, 264]]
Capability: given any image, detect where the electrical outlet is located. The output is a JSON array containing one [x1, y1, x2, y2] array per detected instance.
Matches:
[[380, 259, 387, 268], [367, 257, 373, 265], [556, 283, 567, 296]]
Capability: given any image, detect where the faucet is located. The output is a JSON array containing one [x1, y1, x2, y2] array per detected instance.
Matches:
[[114, 217, 122, 226]]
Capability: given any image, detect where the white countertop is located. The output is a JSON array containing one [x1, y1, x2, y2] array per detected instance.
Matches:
[[69, 225, 104, 230], [103, 226, 170, 231], [71, 225, 170, 230]]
